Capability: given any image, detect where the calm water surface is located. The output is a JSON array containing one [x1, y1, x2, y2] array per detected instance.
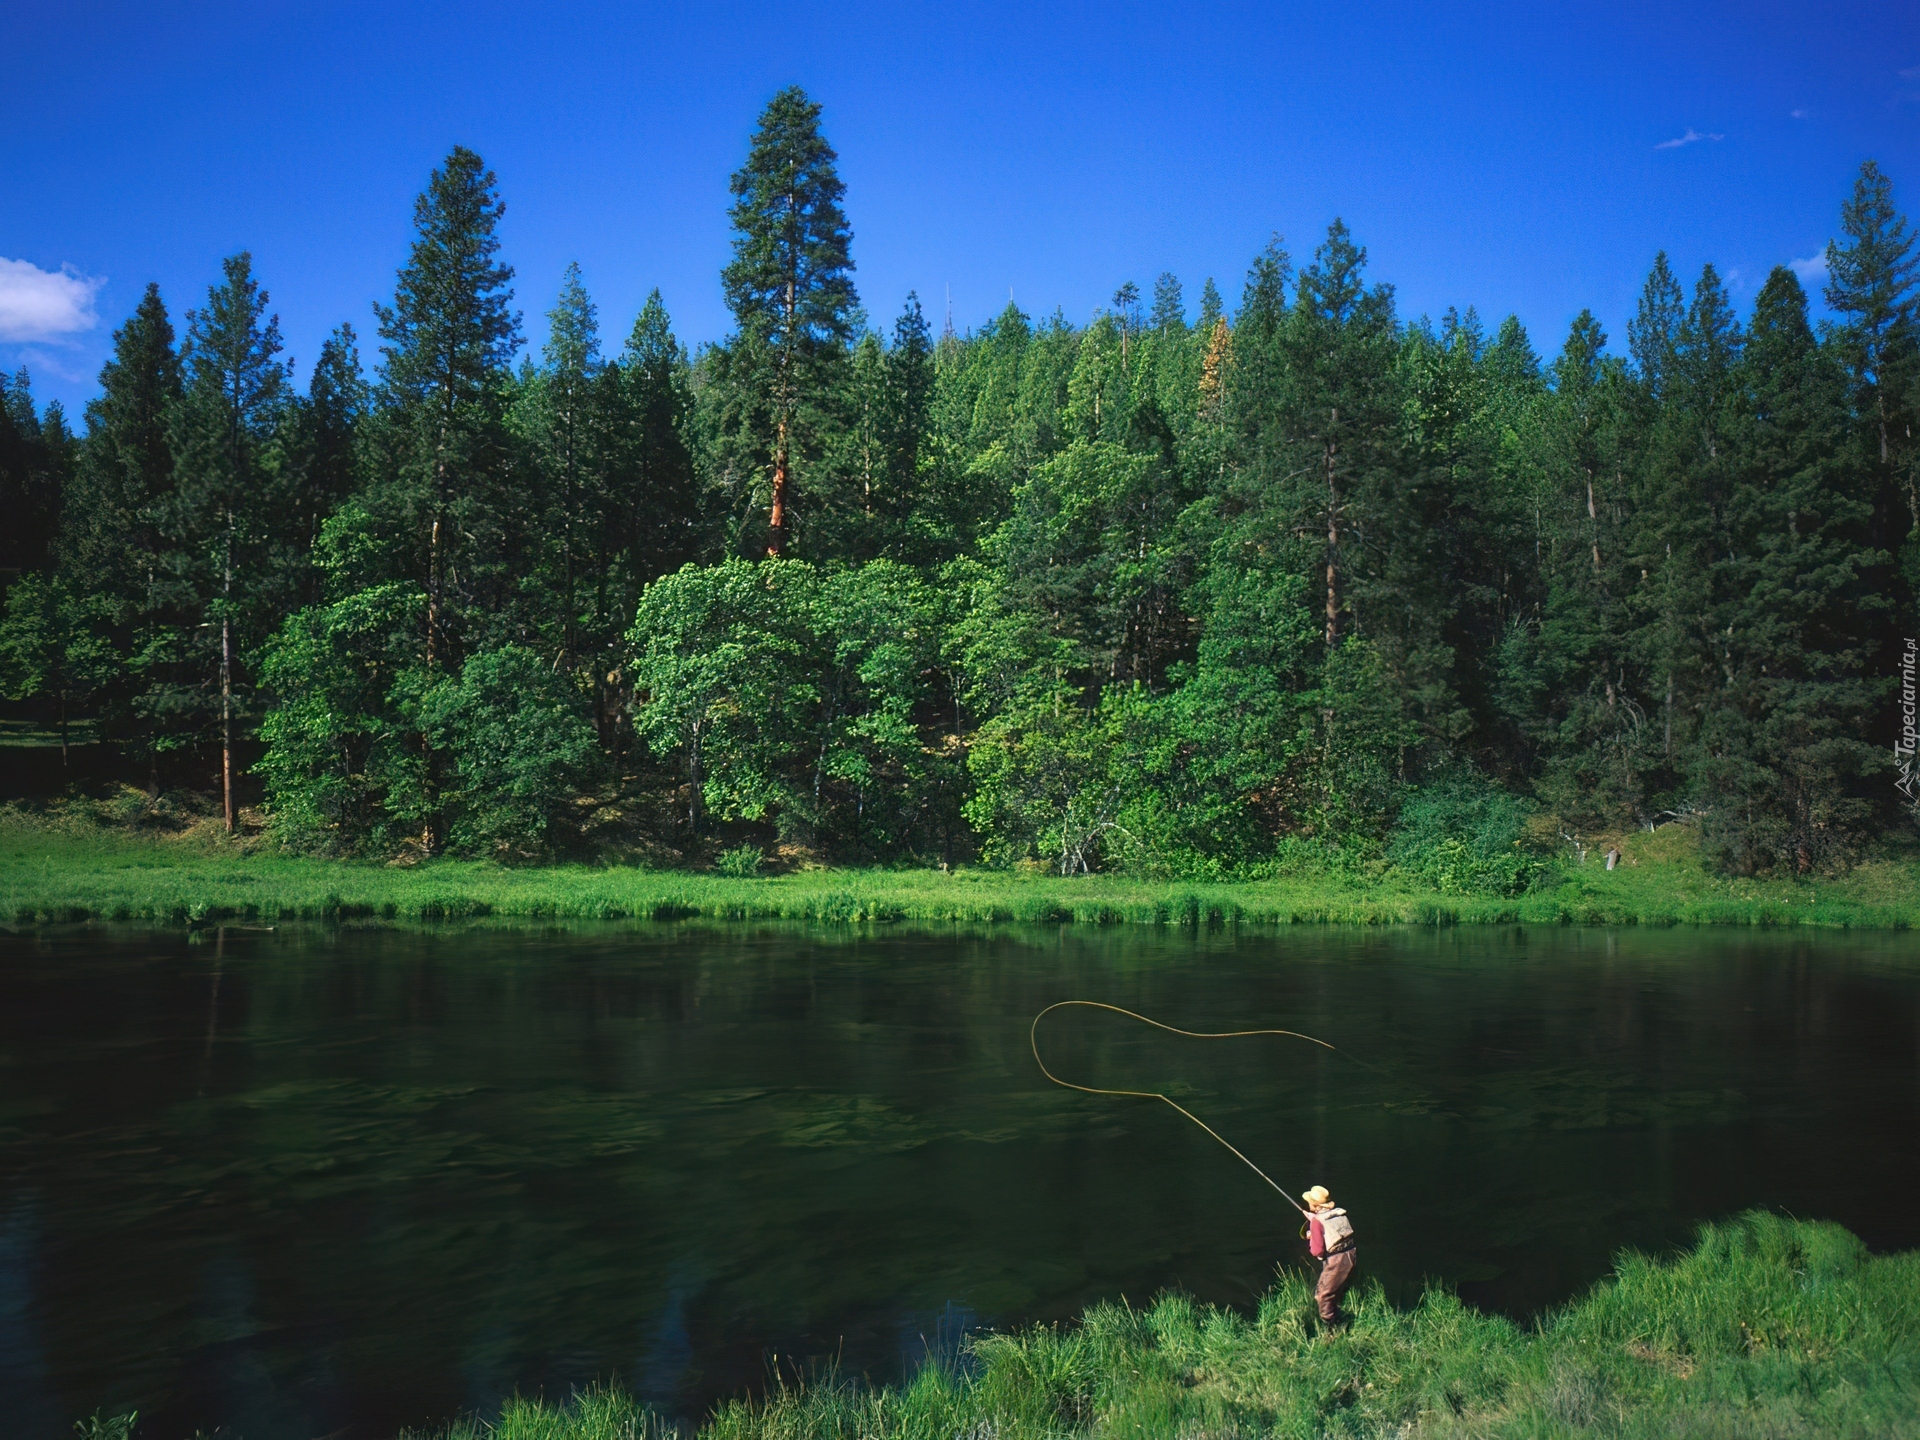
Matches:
[[2, 922, 1918, 1438]]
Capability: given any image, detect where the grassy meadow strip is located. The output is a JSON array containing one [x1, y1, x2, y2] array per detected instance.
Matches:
[[403, 1213, 1918, 1440], [3, 818, 1918, 929]]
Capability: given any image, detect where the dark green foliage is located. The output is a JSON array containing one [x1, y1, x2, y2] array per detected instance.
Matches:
[[1698, 268, 1889, 872], [0, 368, 69, 574], [7, 117, 1911, 879]]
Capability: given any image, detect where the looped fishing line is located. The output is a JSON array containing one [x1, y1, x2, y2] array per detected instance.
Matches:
[[1030, 1000, 1362, 1217]]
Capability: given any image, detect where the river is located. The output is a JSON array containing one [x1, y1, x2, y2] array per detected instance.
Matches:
[[2, 922, 1916, 1438]]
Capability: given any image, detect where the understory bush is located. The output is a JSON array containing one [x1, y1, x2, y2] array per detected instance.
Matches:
[[1388, 770, 1558, 896]]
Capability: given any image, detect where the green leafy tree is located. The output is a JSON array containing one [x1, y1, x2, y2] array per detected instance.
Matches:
[[627, 559, 822, 837], [420, 644, 602, 857], [256, 582, 426, 852]]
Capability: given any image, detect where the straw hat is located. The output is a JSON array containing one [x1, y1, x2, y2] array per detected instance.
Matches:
[[1301, 1185, 1333, 1209]]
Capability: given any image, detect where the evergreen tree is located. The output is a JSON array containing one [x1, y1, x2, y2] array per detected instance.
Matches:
[[524, 262, 604, 660], [1278, 221, 1400, 651], [56, 284, 182, 773], [0, 370, 67, 575], [884, 293, 934, 550], [1196, 278, 1224, 334], [1824, 160, 1918, 648], [1505, 311, 1646, 827], [1150, 272, 1185, 334], [370, 145, 522, 670], [282, 324, 364, 606], [611, 289, 699, 585], [717, 86, 857, 556], [167, 251, 290, 831], [1628, 251, 1685, 402], [1630, 263, 1743, 800], [1694, 266, 1887, 869]]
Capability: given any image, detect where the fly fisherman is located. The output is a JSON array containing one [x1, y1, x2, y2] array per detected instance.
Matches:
[[1301, 1185, 1357, 1330]]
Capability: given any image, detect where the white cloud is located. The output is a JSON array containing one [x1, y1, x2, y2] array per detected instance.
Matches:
[[1790, 108, 1810, 119], [1899, 65, 1920, 80], [1655, 127, 1726, 150], [0, 257, 105, 343], [1789, 252, 1828, 285]]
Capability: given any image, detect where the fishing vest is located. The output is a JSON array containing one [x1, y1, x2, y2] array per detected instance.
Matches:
[[1318, 1207, 1355, 1253]]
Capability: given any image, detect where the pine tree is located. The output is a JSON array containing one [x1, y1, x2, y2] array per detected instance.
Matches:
[[0, 370, 66, 575], [1150, 273, 1185, 334], [1630, 264, 1743, 799], [1197, 278, 1224, 335], [53, 285, 182, 775], [168, 251, 290, 831], [1700, 267, 1888, 869], [886, 292, 934, 513], [719, 86, 857, 556], [1280, 220, 1399, 649], [612, 289, 698, 585], [527, 262, 603, 659], [271, 323, 365, 612], [1628, 252, 1685, 403], [1824, 160, 1918, 648], [371, 145, 521, 671], [1509, 311, 1649, 827]]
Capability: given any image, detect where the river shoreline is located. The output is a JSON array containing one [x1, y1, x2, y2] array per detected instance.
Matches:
[[6, 819, 1917, 929], [277, 1214, 1920, 1438]]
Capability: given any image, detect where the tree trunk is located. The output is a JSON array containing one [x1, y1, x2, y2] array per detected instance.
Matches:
[[221, 529, 235, 836], [768, 416, 790, 557], [1324, 419, 1341, 647], [1588, 471, 1602, 572], [768, 268, 796, 559], [422, 513, 442, 854]]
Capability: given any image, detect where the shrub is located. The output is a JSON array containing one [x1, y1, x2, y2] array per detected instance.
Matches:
[[1389, 770, 1558, 896], [716, 844, 764, 878]]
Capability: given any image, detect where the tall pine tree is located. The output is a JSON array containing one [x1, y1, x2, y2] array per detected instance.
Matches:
[[370, 145, 522, 672], [168, 252, 290, 830], [716, 86, 856, 556]]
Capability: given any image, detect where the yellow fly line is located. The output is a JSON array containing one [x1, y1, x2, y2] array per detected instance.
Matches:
[[1030, 1000, 1357, 1218]]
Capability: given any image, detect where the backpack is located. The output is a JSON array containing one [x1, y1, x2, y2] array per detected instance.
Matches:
[[1319, 1207, 1355, 1251]]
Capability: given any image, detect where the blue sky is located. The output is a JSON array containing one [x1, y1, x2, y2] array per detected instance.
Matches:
[[4, 0, 1918, 417]]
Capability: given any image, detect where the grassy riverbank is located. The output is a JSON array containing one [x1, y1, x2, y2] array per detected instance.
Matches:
[[4, 811, 1918, 929], [410, 1212, 1916, 1439], [3, 814, 1917, 931]]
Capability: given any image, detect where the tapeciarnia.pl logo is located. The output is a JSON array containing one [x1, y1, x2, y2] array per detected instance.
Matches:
[[1899, 637, 1918, 804]]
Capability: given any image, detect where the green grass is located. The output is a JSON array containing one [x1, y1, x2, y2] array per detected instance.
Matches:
[[3, 808, 1917, 929], [398, 1212, 1918, 1439]]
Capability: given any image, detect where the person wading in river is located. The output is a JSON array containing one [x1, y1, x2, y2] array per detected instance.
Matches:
[[1302, 1185, 1357, 1331]]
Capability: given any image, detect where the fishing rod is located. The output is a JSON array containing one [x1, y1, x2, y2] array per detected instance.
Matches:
[[1030, 1000, 1363, 1218]]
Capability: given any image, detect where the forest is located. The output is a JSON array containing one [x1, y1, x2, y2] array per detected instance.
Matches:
[[1, 87, 1916, 885]]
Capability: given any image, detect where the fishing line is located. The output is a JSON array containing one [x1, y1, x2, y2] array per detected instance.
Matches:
[[1030, 1000, 1375, 1217]]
